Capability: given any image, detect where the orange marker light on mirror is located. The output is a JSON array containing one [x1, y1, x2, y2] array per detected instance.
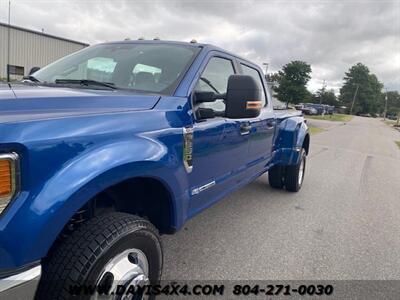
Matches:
[[246, 101, 262, 110]]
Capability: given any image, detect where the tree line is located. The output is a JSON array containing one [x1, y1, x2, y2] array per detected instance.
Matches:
[[267, 61, 400, 116]]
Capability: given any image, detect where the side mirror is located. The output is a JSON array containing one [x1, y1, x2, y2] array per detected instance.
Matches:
[[193, 91, 217, 104], [225, 75, 262, 119], [29, 67, 40, 75], [196, 108, 215, 120]]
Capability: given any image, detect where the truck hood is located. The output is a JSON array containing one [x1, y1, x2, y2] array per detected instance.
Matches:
[[0, 83, 160, 124]]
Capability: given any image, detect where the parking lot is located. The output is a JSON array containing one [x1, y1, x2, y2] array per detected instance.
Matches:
[[163, 116, 400, 280]]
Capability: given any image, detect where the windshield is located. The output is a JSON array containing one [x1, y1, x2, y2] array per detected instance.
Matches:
[[33, 43, 200, 94]]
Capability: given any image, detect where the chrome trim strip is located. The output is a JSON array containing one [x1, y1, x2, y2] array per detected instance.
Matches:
[[0, 265, 41, 293], [192, 180, 216, 195]]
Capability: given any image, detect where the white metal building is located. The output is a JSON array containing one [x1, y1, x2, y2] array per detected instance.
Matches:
[[0, 22, 88, 80]]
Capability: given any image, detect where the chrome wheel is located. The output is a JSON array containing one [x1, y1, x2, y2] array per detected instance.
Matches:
[[93, 248, 149, 300], [298, 155, 306, 186]]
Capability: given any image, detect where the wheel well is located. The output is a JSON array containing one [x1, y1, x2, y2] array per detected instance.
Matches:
[[61, 177, 174, 237], [303, 134, 310, 154]]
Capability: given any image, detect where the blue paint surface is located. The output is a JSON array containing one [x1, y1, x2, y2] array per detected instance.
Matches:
[[0, 42, 308, 269]]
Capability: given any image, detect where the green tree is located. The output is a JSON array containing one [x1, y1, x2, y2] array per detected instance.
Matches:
[[339, 63, 383, 115], [385, 91, 400, 116], [312, 88, 338, 106], [273, 61, 312, 104], [265, 72, 280, 84]]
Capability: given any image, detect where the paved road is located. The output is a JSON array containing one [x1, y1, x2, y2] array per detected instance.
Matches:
[[162, 116, 400, 280]]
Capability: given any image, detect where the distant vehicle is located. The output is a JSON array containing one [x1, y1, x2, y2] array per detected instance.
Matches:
[[294, 104, 303, 111], [273, 103, 289, 110], [302, 106, 318, 115], [311, 104, 328, 115], [301, 103, 321, 115], [360, 113, 372, 118], [322, 104, 334, 115], [291, 103, 334, 115]]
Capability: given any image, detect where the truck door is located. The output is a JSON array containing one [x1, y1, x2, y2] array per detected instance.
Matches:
[[187, 55, 250, 215], [239, 63, 275, 172]]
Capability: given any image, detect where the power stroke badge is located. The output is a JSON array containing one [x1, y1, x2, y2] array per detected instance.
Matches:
[[183, 126, 193, 173]]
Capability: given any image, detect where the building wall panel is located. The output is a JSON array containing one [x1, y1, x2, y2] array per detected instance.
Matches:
[[0, 24, 88, 79]]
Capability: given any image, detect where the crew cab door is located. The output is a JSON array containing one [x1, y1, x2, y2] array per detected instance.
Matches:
[[239, 62, 276, 172], [187, 54, 250, 215]]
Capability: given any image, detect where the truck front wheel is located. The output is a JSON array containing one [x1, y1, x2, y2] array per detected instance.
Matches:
[[284, 148, 307, 192], [36, 212, 163, 300]]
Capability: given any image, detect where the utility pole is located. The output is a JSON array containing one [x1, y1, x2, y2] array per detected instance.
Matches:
[[349, 83, 359, 115], [319, 79, 327, 104], [262, 62, 269, 75], [383, 88, 388, 121], [7, 0, 11, 82]]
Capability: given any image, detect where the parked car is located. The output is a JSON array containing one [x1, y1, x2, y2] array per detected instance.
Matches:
[[322, 104, 334, 115], [0, 40, 309, 299], [294, 104, 303, 110], [307, 103, 327, 115], [301, 104, 318, 115], [360, 113, 372, 117]]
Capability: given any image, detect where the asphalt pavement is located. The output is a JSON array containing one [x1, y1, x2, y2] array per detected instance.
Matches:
[[161, 116, 400, 280]]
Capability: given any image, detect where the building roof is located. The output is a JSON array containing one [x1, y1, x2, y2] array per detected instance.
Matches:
[[0, 22, 89, 46]]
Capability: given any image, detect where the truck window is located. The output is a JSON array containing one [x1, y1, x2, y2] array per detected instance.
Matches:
[[240, 64, 267, 106], [195, 57, 235, 113], [87, 57, 117, 82], [34, 43, 200, 95], [131, 63, 162, 90]]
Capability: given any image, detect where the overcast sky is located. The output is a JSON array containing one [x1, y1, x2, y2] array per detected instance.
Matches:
[[1, 0, 399, 93]]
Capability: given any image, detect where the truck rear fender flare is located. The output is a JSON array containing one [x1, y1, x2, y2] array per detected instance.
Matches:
[[272, 117, 309, 166], [296, 121, 310, 154]]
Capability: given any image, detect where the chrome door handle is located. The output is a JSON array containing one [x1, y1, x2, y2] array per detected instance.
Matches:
[[240, 123, 252, 135], [266, 120, 276, 129]]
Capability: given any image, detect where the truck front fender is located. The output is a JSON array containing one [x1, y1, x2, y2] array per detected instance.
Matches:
[[1, 136, 188, 268]]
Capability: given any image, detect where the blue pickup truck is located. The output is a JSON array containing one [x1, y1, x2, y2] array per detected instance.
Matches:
[[0, 40, 309, 299]]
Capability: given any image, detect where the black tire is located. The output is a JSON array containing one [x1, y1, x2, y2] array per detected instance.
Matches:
[[268, 165, 285, 189], [36, 212, 163, 300], [284, 148, 306, 192]]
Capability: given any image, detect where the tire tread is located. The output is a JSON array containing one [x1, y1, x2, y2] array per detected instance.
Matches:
[[36, 212, 161, 300], [284, 149, 306, 192], [268, 165, 284, 189]]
